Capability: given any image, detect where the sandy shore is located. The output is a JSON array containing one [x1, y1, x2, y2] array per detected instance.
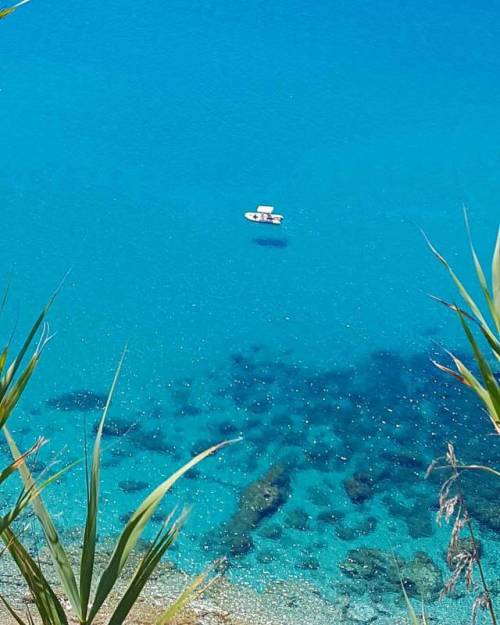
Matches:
[[0, 541, 413, 625]]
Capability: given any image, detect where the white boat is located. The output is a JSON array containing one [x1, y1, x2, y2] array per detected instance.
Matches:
[[244, 205, 284, 225]]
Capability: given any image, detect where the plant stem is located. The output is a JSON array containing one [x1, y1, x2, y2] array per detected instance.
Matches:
[[465, 516, 497, 625], [451, 455, 498, 625]]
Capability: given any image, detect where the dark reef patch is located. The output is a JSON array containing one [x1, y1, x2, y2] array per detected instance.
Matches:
[[118, 480, 150, 493], [343, 473, 375, 504], [252, 237, 289, 248], [93, 418, 140, 438], [212, 462, 292, 556], [48, 389, 108, 412], [339, 548, 443, 600]]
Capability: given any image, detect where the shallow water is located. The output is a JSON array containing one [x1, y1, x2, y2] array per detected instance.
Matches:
[[1, 1, 499, 622]]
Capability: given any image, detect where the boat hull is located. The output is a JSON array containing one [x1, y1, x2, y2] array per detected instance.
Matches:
[[244, 212, 284, 225]]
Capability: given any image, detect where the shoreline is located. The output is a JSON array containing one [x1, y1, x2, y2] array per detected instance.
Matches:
[[0, 541, 477, 625]]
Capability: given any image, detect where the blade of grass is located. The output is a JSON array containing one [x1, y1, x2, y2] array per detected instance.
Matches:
[[1, 528, 68, 625], [431, 360, 469, 386], [0, 349, 41, 429], [107, 512, 186, 625], [449, 353, 500, 434], [463, 209, 499, 333], [493, 228, 500, 322], [3, 426, 82, 620], [0, 459, 76, 535], [0, 0, 30, 20], [156, 565, 221, 625], [0, 594, 30, 625], [421, 596, 429, 625], [88, 437, 240, 623], [423, 231, 498, 352], [0, 347, 8, 376], [429, 295, 500, 359], [80, 348, 127, 621], [456, 309, 500, 429], [0, 276, 11, 316], [0, 438, 46, 487], [400, 580, 420, 625], [0, 271, 68, 400]]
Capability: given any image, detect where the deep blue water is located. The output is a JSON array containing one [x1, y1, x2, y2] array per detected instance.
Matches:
[[1, 1, 499, 621]]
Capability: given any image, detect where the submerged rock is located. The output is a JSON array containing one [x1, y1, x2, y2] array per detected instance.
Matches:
[[339, 548, 443, 600], [94, 418, 140, 438], [217, 462, 292, 556], [383, 494, 434, 538], [295, 556, 320, 570], [316, 508, 345, 525], [343, 473, 374, 504], [284, 508, 310, 531], [399, 552, 443, 599], [118, 480, 149, 493], [48, 389, 107, 412], [335, 516, 377, 540], [258, 523, 283, 540]]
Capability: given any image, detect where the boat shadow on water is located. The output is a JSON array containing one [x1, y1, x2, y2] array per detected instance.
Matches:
[[252, 237, 289, 249]]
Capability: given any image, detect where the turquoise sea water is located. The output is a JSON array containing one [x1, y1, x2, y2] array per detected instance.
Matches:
[[1, 1, 499, 622]]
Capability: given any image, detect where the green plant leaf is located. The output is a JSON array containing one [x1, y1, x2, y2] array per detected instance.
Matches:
[[88, 438, 239, 624], [156, 563, 221, 625], [0, 593, 30, 625], [448, 351, 500, 434], [0, 0, 30, 20], [107, 512, 185, 625], [0, 272, 67, 401], [430, 294, 500, 359], [456, 309, 500, 432], [0, 353, 39, 429], [80, 348, 127, 622], [464, 209, 499, 333], [0, 347, 8, 376], [1, 528, 68, 625], [0, 438, 45, 487], [3, 427, 82, 620], [493, 228, 500, 324], [421, 596, 429, 625], [0, 458, 76, 536], [400, 580, 420, 625], [423, 231, 498, 356]]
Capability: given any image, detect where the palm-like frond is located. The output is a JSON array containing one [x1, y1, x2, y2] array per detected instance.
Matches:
[[0, 0, 30, 20], [426, 212, 500, 436]]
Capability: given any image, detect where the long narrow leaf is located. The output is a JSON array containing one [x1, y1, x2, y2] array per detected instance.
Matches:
[[0, 347, 8, 376], [88, 438, 239, 623], [429, 294, 500, 359], [0, 0, 30, 19], [450, 353, 499, 433], [400, 580, 419, 625], [80, 348, 127, 621], [423, 231, 498, 352], [493, 228, 500, 322], [1, 528, 68, 625], [0, 593, 30, 625], [0, 271, 67, 400], [0, 438, 46, 487], [0, 355, 38, 429], [431, 359, 469, 386], [156, 567, 221, 625], [456, 309, 500, 430], [0, 459, 76, 536], [3, 427, 82, 620], [464, 209, 498, 332], [107, 514, 185, 625]]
